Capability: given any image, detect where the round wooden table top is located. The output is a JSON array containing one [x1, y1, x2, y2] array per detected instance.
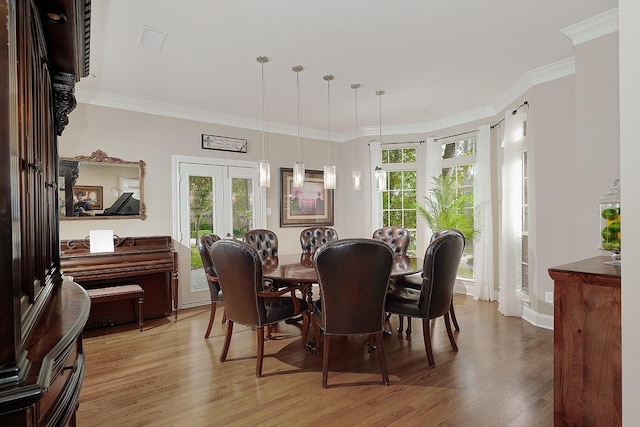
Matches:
[[262, 253, 423, 284]]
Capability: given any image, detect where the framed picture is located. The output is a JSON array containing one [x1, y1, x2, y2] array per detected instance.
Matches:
[[280, 168, 334, 227], [74, 185, 103, 210]]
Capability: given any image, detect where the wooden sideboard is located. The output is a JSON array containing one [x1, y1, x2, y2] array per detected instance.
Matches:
[[548, 256, 621, 427], [60, 236, 179, 329]]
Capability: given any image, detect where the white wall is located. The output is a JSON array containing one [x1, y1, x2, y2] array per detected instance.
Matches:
[[574, 31, 621, 259], [59, 103, 339, 255], [619, 0, 640, 422], [526, 75, 577, 317]]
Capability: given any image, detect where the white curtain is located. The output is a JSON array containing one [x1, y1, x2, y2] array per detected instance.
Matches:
[[499, 111, 524, 316], [424, 137, 441, 242], [473, 124, 497, 301]]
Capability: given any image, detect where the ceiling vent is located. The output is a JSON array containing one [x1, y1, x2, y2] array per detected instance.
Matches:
[[137, 26, 167, 50]]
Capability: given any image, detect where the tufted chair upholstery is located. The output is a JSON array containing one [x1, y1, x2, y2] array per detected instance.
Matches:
[[372, 226, 410, 255], [313, 239, 394, 387], [210, 239, 309, 377], [385, 230, 465, 367], [198, 233, 225, 338], [300, 227, 339, 255], [242, 229, 279, 267]]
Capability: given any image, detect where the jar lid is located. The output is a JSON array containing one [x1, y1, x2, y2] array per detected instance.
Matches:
[[599, 179, 620, 204]]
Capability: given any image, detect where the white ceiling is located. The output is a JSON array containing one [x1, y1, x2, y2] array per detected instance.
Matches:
[[77, 0, 618, 142]]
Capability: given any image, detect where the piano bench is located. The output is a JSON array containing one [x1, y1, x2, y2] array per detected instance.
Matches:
[[86, 284, 145, 332]]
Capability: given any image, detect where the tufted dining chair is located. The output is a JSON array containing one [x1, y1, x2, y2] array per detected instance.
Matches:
[[198, 233, 225, 338], [243, 229, 285, 291], [372, 226, 410, 255], [395, 229, 465, 335], [300, 227, 339, 255], [242, 229, 279, 268], [385, 230, 465, 367], [313, 238, 395, 388], [210, 239, 310, 377]]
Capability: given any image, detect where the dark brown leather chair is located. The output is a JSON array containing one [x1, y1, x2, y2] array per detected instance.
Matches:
[[243, 229, 285, 293], [300, 227, 338, 255], [385, 230, 465, 367], [372, 226, 410, 255], [242, 229, 279, 267], [210, 239, 309, 377], [198, 233, 225, 338], [313, 238, 394, 388], [395, 229, 465, 335]]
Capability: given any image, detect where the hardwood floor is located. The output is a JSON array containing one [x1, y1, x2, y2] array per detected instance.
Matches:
[[77, 295, 553, 427]]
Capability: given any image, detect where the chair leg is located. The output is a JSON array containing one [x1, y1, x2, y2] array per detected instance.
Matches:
[[311, 313, 322, 353], [301, 312, 310, 350], [449, 300, 460, 331], [444, 313, 458, 352], [222, 305, 227, 324], [256, 326, 265, 377], [205, 302, 216, 338], [322, 334, 331, 388], [422, 319, 436, 368], [406, 317, 412, 338], [397, 315, 404, 334], [374, 332, 390, 385], [219, 320, 234, 362], [266, 324, 273, 340]]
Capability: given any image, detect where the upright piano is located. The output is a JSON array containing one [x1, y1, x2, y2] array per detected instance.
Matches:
[[60, 235, 179, 329]]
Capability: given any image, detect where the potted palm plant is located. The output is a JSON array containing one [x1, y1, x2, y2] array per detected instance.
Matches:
[[417, 173, 478, 242]]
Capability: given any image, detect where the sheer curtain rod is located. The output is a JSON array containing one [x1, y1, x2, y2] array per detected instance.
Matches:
[[512, 100, 529, 115], [491, 118, 505, 129], [433, 130, 477, 142], [368, 141, 425, 146]]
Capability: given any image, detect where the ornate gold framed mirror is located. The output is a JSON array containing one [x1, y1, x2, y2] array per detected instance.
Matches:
[[59, 149, 147, 220]]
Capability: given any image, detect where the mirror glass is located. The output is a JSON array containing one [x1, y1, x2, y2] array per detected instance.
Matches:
[[59, 149, 146, 220]]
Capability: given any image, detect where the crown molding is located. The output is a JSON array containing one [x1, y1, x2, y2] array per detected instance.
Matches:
[[74, 88, 329, 141], [76, 54, 576, 142], [561, 8, 618, 46], [493, 57, 575, 114]]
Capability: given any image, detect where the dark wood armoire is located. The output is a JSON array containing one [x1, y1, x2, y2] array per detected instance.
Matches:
[[0, 0, 91, 425]]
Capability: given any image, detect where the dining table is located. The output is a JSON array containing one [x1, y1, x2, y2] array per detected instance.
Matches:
[[262, 252, 424, 350]]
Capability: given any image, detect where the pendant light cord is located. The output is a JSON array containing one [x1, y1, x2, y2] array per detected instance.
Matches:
[[352, 83, 360, 168], [324, 75, 334, 164], [260, 59, 266, 160], [377, 90, 385, 144]]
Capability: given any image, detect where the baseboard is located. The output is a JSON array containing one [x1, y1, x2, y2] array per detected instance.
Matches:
[[522, 305, 554, 330]]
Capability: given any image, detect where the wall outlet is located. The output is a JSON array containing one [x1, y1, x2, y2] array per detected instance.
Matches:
[[545, 291, 554, 303]]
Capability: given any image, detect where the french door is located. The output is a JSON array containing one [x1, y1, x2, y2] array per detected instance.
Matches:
[[174, 158, 264, 308]]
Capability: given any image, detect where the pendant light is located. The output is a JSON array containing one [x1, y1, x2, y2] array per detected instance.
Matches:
[[375, 90, 387, 192], [292, 65, 305, 188], [257, 56, 270, 187], [351, 83, 362, 191], [323, 74, 336, 189]]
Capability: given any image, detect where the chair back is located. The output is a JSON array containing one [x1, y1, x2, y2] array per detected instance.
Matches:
[[243, 229, 279, 267], [430, 228, 467, 246], [372, 226, 410, 255], [314, 239, 394, 335], [210, 239, 267, 326], [419, 230, 465, 318], [198, 233, 222, 297], [300, 227, 338, 254]]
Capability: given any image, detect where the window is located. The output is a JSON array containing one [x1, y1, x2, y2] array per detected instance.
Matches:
[[381, 147, 418, 256], [441, 137, 477, 279]]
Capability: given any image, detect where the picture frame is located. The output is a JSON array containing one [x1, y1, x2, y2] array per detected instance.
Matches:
[[74, 185, 103, 210], [280, 168, 334, 227]]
